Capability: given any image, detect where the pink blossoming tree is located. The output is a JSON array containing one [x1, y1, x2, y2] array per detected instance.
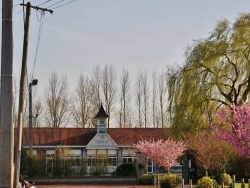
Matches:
[[135, 139, 186, 173], [210, 103, 250, 158]]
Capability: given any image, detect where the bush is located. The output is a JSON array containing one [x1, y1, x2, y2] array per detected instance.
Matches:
[[160, 174, 182, 188], [217, 173, 232, 186], [138, 174, 155, 185], [212, 179, 219, 188], [195, 176, 219, 188], [112, 163, 136, 176]]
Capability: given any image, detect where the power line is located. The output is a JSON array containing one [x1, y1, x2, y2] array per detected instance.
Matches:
[[20, 3, 52, 82], [46, 0, 65, 8], [51, 0, 76, 10], [37, 0, 53, 7], [31, 11, 45, 81]]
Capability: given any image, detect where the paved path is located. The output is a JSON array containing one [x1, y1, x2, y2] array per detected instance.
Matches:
[[37, 185, 158, 188], [37, 184, 192, 188]]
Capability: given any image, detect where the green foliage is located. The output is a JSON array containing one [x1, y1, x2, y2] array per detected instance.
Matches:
[[212, 179, 219, 188], [166, 13, 250, 136], [195, 177, 219, 188], [88, 153, 113, 175], [20, 147, 29, 175], [221, 173, 232, 185], [112, 163, 136, 176], [215, 173, 232, 185], [21, 147, 87, 177], [160, 174, 182, 188], [24, 150, 47, 177], [138, 173, 155, 185]]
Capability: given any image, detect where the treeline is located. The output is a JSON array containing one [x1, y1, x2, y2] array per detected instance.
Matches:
[[13, 65, 169, 128]]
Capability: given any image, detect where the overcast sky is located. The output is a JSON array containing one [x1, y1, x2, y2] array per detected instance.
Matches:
[[8, 0, 250, 96]]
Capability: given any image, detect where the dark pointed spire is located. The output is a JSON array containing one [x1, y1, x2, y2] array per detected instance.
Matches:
[[94, 104, 109, 118]]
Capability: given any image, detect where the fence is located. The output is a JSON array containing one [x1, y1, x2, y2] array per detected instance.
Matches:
[[21, 158, 134, 177], [153, 174, 250, 188]]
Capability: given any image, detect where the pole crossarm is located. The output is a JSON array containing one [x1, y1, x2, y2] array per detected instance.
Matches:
[[20, 3, 54, 14]]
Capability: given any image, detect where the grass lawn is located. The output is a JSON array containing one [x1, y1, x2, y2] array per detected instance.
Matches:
[[224, 183, 247, 188], [235, 183, 241, 188]]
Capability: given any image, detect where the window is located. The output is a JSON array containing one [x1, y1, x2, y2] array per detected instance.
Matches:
[[108, 156, 117, 166], [99, 119, 105, 126], [148, 160, 156, 173], [98, 127, 106, 133], [123, 156, 134, 164], [87, 157, 93, 166]]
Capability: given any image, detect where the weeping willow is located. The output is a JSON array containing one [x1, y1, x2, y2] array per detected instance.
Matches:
[[166, 13, 250, 136]]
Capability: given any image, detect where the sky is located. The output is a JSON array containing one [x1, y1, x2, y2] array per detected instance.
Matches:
[[7, 0, 250, 96]]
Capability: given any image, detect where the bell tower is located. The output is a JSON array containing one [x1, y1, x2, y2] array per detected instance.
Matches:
[[94, 104, 109, 133]]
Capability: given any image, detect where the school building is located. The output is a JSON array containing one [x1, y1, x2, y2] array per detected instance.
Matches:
[[15, 105, 165, 175]]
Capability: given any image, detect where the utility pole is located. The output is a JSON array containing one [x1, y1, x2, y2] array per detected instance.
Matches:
[[14, 2, 31, 188], [0, 0, 14, 188], [14, 3, 53, 188]]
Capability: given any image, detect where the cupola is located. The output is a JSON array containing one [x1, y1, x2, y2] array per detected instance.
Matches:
[[94, 104, 109, 133]]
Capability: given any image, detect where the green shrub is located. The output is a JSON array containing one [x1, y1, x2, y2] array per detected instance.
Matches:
[[138, 173, 155, 185], [160, 174, 182, 188], [212, 179, 219, 188], [220, 173, 233, 186], [195, 176, 219, 188], [112, 163, 136, 176]]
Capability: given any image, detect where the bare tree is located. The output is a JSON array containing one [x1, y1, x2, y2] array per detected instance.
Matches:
[[73, 74, 93, 128], [43, 72, 72, 127], [117, 69, 131, 128], [32, 98, 42, 127], [158, 72, 167, 128], [101, 64, 117, 128], [152, 71, 158, 128], [135, 71, 143, 128], [141, 71, 149, 128], [90, 65, 102, 116]]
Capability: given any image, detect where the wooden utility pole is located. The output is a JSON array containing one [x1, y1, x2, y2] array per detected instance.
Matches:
[[14, 3, 53, 188], [0, 0, 14, 188], [14, 2, 31, 188]]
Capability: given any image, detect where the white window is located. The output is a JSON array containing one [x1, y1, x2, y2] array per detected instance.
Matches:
[[148, 160, 156, 173], [108, 155, 117, 167], [123, 156, 134, 164]]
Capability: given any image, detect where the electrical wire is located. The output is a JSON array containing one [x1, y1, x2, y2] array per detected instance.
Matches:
[[36, 9, 44, 21], [51, 0, 76, 10], [37, 0, 53, 7], [23, 0, 75, 84], [13, 4, 22, 13], [46, 0, 65, 8], [31, 11, 45, 81]]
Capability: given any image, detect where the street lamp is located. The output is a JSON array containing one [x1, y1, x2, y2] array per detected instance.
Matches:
[[29, 79, 38, 151]]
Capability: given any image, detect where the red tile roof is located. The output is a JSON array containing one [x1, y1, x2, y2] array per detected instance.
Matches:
[[14, 128, 166, 147]]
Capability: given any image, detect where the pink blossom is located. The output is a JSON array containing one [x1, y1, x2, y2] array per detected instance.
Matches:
[[135, 139, 186, 171], [210, 103, 250, 158]]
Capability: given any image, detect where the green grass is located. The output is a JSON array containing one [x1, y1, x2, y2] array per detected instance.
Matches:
[[235, 182, 248, 188], [185, 182, 246, 188], [223, 183, 247, 188]]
